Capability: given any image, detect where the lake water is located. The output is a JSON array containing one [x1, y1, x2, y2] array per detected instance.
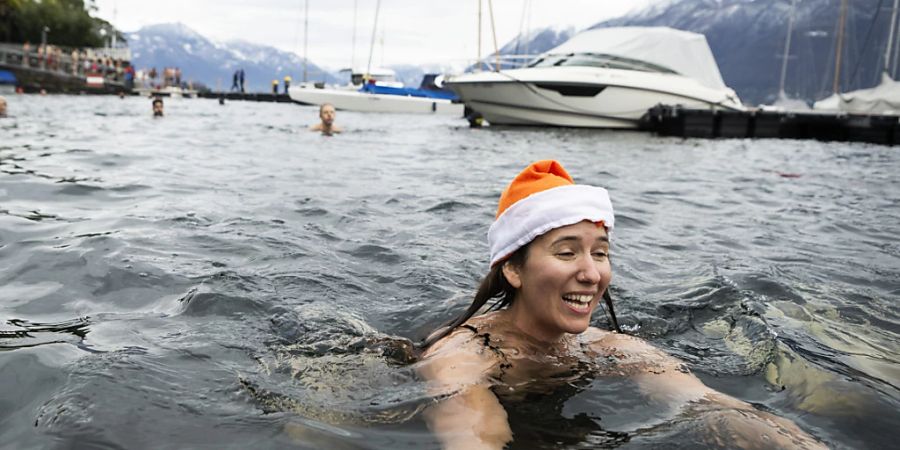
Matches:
[[1, 95, 898, 449]]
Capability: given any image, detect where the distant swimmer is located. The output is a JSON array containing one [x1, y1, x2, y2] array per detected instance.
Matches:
[[418, 160, 828, 450], [0, 96, 7, 117], [309, 103, 342, 135], [152, 97, 164, 117]]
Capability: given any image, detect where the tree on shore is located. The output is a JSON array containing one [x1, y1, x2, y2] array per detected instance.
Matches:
[[0, 0, 122, 48]]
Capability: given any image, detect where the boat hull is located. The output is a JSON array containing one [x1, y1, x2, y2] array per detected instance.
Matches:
[[447, 68, 744, 128], [289, 86, 464, 116]]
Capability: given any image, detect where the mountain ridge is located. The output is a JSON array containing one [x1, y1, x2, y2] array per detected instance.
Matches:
[[127, 22, 336, 92]]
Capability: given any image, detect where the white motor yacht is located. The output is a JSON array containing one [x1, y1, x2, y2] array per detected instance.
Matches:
[[446, 27, 744, 128]]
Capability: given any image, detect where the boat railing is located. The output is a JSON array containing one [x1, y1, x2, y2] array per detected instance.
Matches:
[[472, 54, 541, 72]]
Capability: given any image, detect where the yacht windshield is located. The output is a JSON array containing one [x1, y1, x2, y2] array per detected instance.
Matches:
[[528, 53, 678, 75]]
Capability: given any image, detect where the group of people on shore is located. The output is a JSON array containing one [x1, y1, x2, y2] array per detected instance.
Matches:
[[142, 67, 186, 90], [19, 42, 134, 88]]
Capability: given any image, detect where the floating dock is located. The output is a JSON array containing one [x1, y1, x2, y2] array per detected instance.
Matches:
[[198, 92, 295, 103], [642, 105, 900, 146]]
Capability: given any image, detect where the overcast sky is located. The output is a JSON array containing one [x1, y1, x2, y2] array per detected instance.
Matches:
[[92, 0, 656, 70]]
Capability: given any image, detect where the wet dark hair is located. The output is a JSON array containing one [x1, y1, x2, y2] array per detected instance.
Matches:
[[152, 98, 163, 107], [419, 244, 621, 348]]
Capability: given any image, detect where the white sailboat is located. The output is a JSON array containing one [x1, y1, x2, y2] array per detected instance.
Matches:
[[289, 0, 464, 115], [814, 0, 900, 114], [289, 83, 464, 114], [768, 0, 810, 110]]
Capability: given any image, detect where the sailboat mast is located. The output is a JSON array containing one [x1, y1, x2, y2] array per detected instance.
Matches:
[[351, 0, 358, 70], [833, 0, 848, 94], [893, 11, 900, 76], [303, 0, 309, 82], [778, 0, 797, 97], [523, 0, 531, 65], [884, 0, 899, 76], [488, 0, 500, 71], [366, 0, 381, 80], [477, 0, 483, 71], [515, 0, 528, 67]]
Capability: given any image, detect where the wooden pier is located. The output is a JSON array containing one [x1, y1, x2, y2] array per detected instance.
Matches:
[[642, 105, 900, 146]]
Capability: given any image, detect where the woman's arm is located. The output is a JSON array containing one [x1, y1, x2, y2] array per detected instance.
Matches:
[[589, 331, 827, 449], [418, 332, 513, 450], [589, 331, 713, 403]]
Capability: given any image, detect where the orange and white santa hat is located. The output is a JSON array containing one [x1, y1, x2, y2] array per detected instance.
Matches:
[[488, 160, 615, 267]]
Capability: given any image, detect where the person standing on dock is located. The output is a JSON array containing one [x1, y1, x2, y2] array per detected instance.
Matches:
[[22, 42, 30, 67], [283, 75, 291, 94], [309, 103, 341, 135], [125, 64, 135, 91], [231, 70, 239, 91], [272, 79, 279, 94], [239, 69, 245, 93]]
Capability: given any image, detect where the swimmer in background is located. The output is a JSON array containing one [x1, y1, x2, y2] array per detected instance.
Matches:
[[309, 103, 341, 135], [152, 97, 164, 117], [418, 160, 827, 450], [0, 96, 7, 117]]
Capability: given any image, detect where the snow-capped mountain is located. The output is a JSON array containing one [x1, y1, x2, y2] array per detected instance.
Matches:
[[595, 0, 895, 105], [127, 23, 336, 92]]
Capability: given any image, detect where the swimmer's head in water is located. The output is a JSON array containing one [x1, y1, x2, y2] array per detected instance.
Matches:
[[421, 160, 619, 347], [152, 98, 164, 117], [319, 103, 336, 126], [488, 160, 614, 267], [500, 219, 612, 339]]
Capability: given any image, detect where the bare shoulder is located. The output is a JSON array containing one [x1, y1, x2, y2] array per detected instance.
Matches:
[[309, 123, 322, 131], [419, 327, 501, 386], [582, 327, 658, 353], [583, 328, 687, 374]]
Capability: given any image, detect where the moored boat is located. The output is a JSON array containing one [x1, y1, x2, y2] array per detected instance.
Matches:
[[289, 73, 464, 115], [446, 27, 744, 128]]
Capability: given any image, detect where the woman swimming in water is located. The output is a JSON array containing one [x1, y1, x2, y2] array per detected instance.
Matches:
[[418, 160, 826, 450]]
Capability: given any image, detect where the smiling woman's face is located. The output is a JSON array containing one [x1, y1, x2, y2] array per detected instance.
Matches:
[[502, 220, 612, 342]]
